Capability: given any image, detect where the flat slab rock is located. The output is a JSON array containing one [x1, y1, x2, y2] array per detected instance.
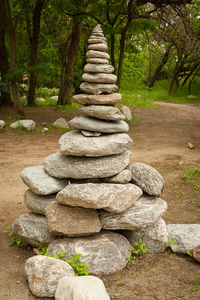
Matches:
[[12, 213, 53, 247], [73, 93, 122, 105], [86, 50, 109, 60], [84, 64, 114, 74], [88, 39, 107, 45], [78, 105, 125, 121], [45, 201, 101, 236], [10, 119, 35, 131], [21, 165, 67, 195], [24, 189, 56, 215], [58, 131, 132, 157], [47, 231, 131, 275], [25, 255, 75, 298], [99, 195, 167, 230], [86, 58, 109, 64], [69, 116, 129, 133], [128, 162, 164, 196], [82, 73, 117, 84], [57, 183, 143, 213], [167, 224, 200, 253], [44, 150, 132, 179], [55, 276, 110, 300], [88, 43, 108, 52], [124, 218, 168, 253], [80, 82, 118, 95]]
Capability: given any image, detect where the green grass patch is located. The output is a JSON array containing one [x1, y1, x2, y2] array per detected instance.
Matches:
[[181, 167, 200, 190]]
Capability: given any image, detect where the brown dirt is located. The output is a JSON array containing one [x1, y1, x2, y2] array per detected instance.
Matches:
[[0, 102, 200, 300]]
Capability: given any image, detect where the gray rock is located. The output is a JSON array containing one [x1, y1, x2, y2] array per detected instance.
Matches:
[[84, 63, 114, 74], [128, 162, 164, 196], [82, 73, 117, 84], [37, 97, 45, 102], [69, 116, 129, 133], [47, 231, 131, 275], [120, 105, 132, 121], [92, 32, 104, 37], [55, 276, 110, 300], [87, 58, 109, 64], [104, 169, 132, 184], [73, 93, 122, 105], [57, 183, 143, 213], [45, 201, 101, 237], [50, 95, 58, 101], [78, 105, 125, 121], [44, 150, 132, 179], [88, 43, 108, 52], [193, 245, 200, 263], [12, 213, 53, 246], [58, 131, 132, 156], [0, 120, 5, 129], [88, 39, 107, 45], [24, 189, 56, 215], [80, 82, 118, 95], [99, 196, 167, 230], [20, 165, 67, 195], [124, 218, 168, 253], [86, 50, 110, 60], [81, 130, 102, 137], [187, 94, 198, 99], [167, 224, 200, 253], [53, 118, 69, 128], [10, 119, 35, 131], [25, 255, 75, 298], [90, 36, 107, 42]]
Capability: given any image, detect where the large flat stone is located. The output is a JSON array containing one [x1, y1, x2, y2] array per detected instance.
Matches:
[[124, 218, 168, 253], [25, 255, 75, 298], [78, 105, 125, 121], [55, 276, 110, 300], [58, 131, 132, 156], [128, 162, 165, 196], [86, 50, 110, 60], [21, 165, 67, 195], [99, 195, 167, 230], [88, 39, 107, 45], [82, 73, 117, 84], [10, 119, 35, 131], [84, 63, 114, 73], [44, 150, 132, 179], [24, 189, 56, 215], [12, 213, 53, 247], [80, 82, 118, 94], [47, 231, 131, 275], [45, 201, 101, 236], [69, 116, 129, 133], [57, 183, 143, 213], [73, 93, 122, 105], [88, 43, 107, 52], [90, 36, 107, 41], [167, 224, 200, 253], [87, 58, 109, 64]]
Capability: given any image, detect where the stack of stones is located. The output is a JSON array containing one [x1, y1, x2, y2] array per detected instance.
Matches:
[[12, 25, 168, 278]]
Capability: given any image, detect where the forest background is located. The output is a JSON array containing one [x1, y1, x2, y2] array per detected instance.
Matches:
[[0, 0, 200, 115]]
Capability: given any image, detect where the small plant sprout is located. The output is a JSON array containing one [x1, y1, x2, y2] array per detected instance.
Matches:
[[166, 238, 176, 248], [186, 251, 193, 257], [5, 225, 26, 247], [128, 238, 149, 265]]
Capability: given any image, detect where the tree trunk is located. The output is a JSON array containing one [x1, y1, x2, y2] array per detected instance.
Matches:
[[27, 0, 45, 106], [168, 60, 181, 96], [145, 46, 171, 88], [116, 30, 126, 89], [110, 34, 115, 72], [58, 19, 82, 105]]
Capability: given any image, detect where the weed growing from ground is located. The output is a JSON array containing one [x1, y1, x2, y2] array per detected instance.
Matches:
[[182, 167, 200, 190], [128, 238, 149, 264], [166, 238, 176, 248], [6, 225, 26, 247]]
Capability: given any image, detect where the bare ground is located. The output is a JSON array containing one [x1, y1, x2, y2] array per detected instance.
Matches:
[[0, 101, 200, 300]]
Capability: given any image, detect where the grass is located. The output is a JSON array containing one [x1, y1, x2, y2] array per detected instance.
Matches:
[[182, 167, 200, 191]]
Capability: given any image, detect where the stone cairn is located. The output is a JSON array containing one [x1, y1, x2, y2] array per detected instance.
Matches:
[[12, 25, 170, 297]]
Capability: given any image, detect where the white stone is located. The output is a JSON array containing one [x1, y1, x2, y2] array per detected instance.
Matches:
[[47, 231, 131, 275], [90, 36, 107, 41], [120, 105, 132, 121], [86, 50, 110, 60], [20, 165, 67, 195], [57, 183, 143, 213], [10, 119, 36, 131], [88, 43, 108, 52], [82, 73, 117, 84], [55, 276, 110, 300], [12, 213, 53, 246], [104, 169, 132, 184], [124, 218, 168, 253], [73, 93, 122, 105], [88, 39, 107, 45], [167, 224, 200, 253], [37, 97, 45, 102], [187, 94, 198, 99], [99, 195, 168, 230], [50, 95, 58, 100], [128, 162, 164, 196], [53, 118, 69, 128], [78, 105, 125, 121], [87, 58, 109, 64], [58, 131, 132, 156], [44, 150, 132, 179], [84, 63, 114, 73], [69, 116, 129, 133], [25, 255, 75, 298], [80, 82, 118, 94], [0, 120, 5, 129]]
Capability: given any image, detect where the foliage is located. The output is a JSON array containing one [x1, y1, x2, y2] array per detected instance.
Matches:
[[166, 238, 176, 248], [182, 167, 200, 190], [5, 225, 26, 247], [128, 238, 149, 265], [38, 245, 90, 276]]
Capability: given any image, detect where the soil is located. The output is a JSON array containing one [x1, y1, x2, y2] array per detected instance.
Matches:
[[0, 101, 200, 300]]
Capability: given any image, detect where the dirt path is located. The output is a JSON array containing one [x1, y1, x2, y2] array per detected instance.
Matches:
[[0, 102, 199, 300]]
